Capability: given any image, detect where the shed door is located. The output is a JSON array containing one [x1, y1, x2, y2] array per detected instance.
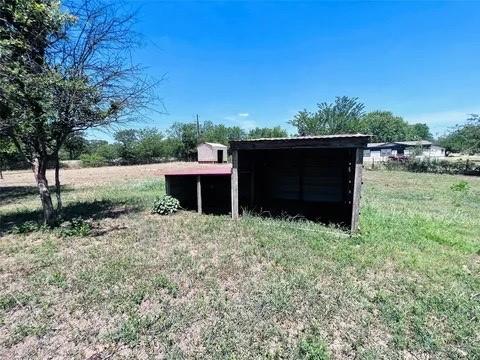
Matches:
[[217, 150, 223, 163]]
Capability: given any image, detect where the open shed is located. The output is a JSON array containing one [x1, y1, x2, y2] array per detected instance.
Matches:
[[230, 134, 370, 232], [165, 165, 232, 214], [197, 142, 228, 163]]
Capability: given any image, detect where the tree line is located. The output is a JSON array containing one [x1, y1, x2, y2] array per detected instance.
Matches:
[[59, 122, 287, 166], [3, 95, 479, 175], [437, 114, 480, 154]]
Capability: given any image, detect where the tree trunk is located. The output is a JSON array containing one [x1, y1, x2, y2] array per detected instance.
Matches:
[[33, 157, 55, 226], [54, 153, 62, 213]]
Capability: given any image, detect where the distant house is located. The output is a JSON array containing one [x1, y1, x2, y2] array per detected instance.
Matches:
[[197, 142, 228, 163], [364, 140, 445, 161]]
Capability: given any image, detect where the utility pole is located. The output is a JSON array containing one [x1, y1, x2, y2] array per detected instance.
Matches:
[[196, 114, 200, 142]]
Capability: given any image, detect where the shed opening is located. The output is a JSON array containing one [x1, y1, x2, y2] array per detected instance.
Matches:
[[237, 148, 355, 226], [230, 134, 370, 232]]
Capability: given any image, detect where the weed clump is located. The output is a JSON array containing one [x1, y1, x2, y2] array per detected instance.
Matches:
[[58, 217, 91, 237], [298, 336, 330, 359], [151, 195, 180, 215], [450, 180, 469, 192], [10, 221, 42, 234]]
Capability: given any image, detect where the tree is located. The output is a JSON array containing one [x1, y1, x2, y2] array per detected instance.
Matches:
[[114, 129, 138, 161], [0, 0, 156, 225], [358, 111, 408, 142], [135, 128, 164, 162], [0, 133, 17, 179], [168, 122, 198, 160], [62, 132, 87, 160], [438, 114, 480, 154], [248, 126, 287, 139], [202, 121, 246, 144], [289, 96, 365, 136], [407, 123, 432, 141], [0, 0, 71, 225]]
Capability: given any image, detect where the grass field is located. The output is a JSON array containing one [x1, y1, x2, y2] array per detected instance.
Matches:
[[1, 164, 479, 359]]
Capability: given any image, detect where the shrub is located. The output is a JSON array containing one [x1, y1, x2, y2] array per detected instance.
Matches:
[[384, 158, 480, 176], [450, 180, 469, 192], [298, 336, 329, 359], [151, 195, 180, 215], [58, 218, 91, 237], [80, 153, 107, 167], [10, 221, 42, 234]]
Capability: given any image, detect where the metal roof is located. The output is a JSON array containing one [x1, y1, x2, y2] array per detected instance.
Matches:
[[236, 134, 370, 142], [164, 164, 232, 176], [395, 140, 432, 146], [367, 140, 433, 148], [230, 134, 371, 150], [199, 142, 228, 148]]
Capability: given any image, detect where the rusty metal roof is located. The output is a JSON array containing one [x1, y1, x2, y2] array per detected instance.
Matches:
[[164, 164, 232, 176]]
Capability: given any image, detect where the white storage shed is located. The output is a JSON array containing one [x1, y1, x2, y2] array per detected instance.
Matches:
[[197, 142, 228, 163]]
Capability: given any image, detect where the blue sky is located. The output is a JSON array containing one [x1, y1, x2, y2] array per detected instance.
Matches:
[[94, 1, 480, 140]]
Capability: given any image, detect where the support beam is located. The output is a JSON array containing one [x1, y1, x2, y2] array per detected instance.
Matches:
[[350, 148, 364, 233], [231, 150, 239, 219], [249, 169, 255, 207], [165, 176, 171, 196], [197, 175, 202, 214]]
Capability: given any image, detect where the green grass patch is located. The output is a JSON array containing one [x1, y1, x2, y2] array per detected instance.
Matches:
[[1, 171, 479, 358]]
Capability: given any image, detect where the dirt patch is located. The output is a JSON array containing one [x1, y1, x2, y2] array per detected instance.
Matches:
[[0, 162, 225, 188]]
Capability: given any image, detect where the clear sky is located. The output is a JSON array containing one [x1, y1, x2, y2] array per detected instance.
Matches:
[[98, 0, 480, 140]]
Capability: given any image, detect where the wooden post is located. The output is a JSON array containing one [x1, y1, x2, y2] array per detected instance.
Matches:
[[249, 168, 255, 207], [165, 176, 171, 195], [197, 175, 202, 214], [351, 148, 364, 233], [231, 150, 239, 219]]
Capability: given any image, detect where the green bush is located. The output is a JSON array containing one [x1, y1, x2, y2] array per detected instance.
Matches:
[[58, 218, 91, 237], [10, 221, 42, 234], [298, 336, 330, 359], [151, 195, 180, 215], [384, 158, 480, 176], [80, 153, 107, 167], [450, 180, 470, 192]]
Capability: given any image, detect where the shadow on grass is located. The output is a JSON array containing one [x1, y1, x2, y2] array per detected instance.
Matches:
[[0, 185, 75, 204], [0, 199, 140, 236]]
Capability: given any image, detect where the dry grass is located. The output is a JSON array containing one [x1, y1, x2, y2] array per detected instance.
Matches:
[[0, 162, 216, 188], [0, 165, 479, 359]]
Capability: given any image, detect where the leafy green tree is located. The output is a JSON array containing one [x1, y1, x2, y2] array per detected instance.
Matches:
[[0, 0, 156, 224], [95, 143, 119, 161], [168, 122, 198, 160], [161, 138, 183, 159], [289, 97, 365, 136], [248, 126, 288, 139], [202, 121, 246, 144], [114, 129, 138, 161], [438, 114, 480, 154], [223, 126, 246, 142], [0, 0, 71, 224], [62, 133, 87, 160], [358, 111, 408, 142], [0, 134, 17, 178], [135, 128, 164, 162], [407, 123, 432, 141]]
